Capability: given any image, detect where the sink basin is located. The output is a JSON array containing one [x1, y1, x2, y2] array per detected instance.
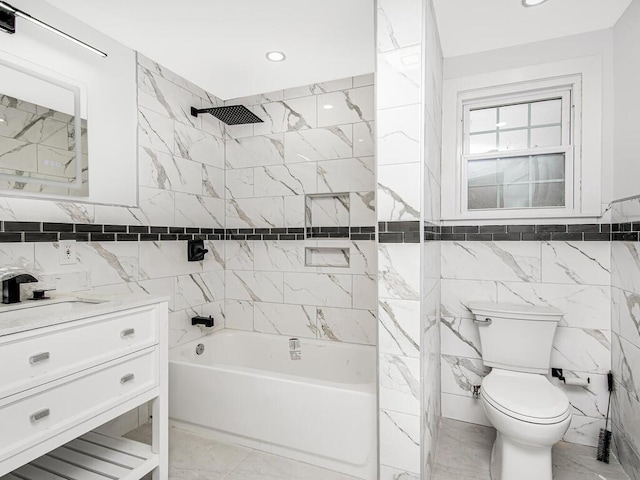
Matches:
[[0, 298, 107, 323]]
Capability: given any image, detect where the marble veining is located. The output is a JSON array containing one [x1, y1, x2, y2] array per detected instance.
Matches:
[[253, 98, 317, 135], [379, 299, 421, 358]]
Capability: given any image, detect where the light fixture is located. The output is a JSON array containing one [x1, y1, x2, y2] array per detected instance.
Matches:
[[522, 0, 549, 6], [0, 118, 5, 122], [0, 1, 107, 57], [266, 51, 286, 62], [323, 104, 334, 110]]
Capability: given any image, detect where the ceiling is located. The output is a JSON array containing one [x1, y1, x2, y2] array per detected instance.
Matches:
[[433, 0, 633, 58], [44, 0, 375, 100], [42, 0, 632, 98]]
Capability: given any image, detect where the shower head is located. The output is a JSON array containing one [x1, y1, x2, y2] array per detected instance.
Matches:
[[190, 105, 263, 126]]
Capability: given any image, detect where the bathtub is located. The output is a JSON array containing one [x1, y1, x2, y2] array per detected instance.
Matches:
[[168, 330, 377, 479]]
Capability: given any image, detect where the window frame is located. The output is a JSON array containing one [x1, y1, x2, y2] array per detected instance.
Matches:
[[441, 55, 605, 222], [453, 76, 582, 219], [460, 86, 575, 213]]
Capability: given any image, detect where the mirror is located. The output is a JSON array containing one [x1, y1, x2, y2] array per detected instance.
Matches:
[[0, 58, 88, 197]]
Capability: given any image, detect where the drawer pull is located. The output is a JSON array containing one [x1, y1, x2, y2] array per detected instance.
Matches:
[[29, 352, 50, 365], [120, 373, 135, 384], [30, 408, 50, 423], [120, 328, 135, 338]]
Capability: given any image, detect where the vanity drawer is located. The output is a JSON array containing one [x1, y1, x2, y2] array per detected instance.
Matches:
[[0, 306, 158, 399], [0, 348, 158, 463]]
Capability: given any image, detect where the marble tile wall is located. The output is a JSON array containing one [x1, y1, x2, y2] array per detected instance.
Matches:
[[422, 0, 443, 476], [223, 76, 377, 346], [611, 198, 640, 479], [440, 239, 612, 448], [377, 0, 442, 478], [0, 53, 227, 353]]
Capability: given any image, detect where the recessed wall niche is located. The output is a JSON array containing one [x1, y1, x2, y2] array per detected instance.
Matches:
[[305, 193, 350, 229], [305, 246, 350, 268]]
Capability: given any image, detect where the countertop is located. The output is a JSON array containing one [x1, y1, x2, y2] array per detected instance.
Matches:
[[0, 293, 170, 337]]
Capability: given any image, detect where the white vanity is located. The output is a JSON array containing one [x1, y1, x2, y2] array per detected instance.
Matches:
[[0, 294, 168, 480]]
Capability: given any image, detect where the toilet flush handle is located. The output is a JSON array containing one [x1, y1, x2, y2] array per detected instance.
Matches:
[[473, 317, 492, 326]]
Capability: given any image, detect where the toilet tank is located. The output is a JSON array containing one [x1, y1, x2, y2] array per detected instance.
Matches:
[[467, 302, 563, 375]]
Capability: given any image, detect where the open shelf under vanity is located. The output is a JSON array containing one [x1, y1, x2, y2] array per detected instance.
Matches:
[[3, 432, 157, 480]]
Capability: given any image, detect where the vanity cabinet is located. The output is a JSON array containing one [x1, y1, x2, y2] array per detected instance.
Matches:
[[0, 297, 168, 480]]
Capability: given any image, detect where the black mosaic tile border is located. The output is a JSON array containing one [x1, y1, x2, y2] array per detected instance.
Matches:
[[610, 222, 640, 241], [0, 222, 377, 243], [378, 221, 422, 243], [437, 223, 612, 242], [378, 222, 614, 243], [0, 221, 625, 243]]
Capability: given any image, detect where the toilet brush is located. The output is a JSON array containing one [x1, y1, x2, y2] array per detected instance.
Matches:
[[597, 371, 614, 463]]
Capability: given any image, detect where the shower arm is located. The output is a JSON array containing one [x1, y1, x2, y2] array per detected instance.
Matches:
[[190, 107, 214, 117]]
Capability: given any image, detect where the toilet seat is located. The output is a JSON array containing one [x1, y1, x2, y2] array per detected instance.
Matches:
[[482, 369, 570, 425]]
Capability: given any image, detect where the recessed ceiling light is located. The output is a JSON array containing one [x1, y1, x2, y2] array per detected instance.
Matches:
[[0, 119, 5, 122], [522, 0, 549, 6], [323, 104, 334, 110], [266, 51, 286, 62]]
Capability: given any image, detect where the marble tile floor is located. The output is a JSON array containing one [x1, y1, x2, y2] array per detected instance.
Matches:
[[433, 418, 631, 480], [125, 423, 361, 480]]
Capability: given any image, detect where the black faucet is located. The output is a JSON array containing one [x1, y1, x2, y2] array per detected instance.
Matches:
[[2, 273, 38, 304]]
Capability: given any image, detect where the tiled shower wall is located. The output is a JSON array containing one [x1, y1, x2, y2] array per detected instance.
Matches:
[[0, 54, 228, 352], [611, 198, 640, 479], [440, 237, 612, 447], [422, 0, 443, 475], [376, 0, 442, 478], [222, 76, 378, 345]]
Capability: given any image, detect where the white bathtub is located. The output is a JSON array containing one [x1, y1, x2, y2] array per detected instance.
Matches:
[[168, 330, 377, 479]]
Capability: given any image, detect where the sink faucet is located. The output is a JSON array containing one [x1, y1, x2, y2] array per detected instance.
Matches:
[[1, 270, 38, 304]]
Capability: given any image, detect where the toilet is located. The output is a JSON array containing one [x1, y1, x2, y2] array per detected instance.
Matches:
[[467, 302, 572, 480]]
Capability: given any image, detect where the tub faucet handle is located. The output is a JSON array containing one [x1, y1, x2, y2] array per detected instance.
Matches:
[[192, 315, 214, 328]]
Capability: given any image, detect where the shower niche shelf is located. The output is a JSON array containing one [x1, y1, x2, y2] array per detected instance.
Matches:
[[305, 247, 350, 268], [305, 193, 350, 239]]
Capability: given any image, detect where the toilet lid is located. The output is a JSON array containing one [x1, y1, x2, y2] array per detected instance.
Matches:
[[482, 370, 570, 424]]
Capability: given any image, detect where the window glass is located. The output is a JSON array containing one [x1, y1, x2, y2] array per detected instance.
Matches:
[[503, 184, 530, 208], [469, 132, 497, 154], [468, 186, 498, 210], [532, 181, 565, 207], [469, 107, 497, 133], [533, 153, 564, 180], [530, 126, 562, 148], [467, 153, 566, 210], [468, 159, 497, 186], [530, 99, 561, 126], [498, 104, 528, 129], [466, 98, 564, 154], [498, 157, 529, 184], [498, 130, 528, 151]]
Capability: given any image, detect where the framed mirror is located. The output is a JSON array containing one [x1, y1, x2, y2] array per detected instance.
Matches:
[[0, 58, 88, 197]]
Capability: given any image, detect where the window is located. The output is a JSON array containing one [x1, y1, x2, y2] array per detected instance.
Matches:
[[462, 88, 574, 212], [442, 57, 603, 221]]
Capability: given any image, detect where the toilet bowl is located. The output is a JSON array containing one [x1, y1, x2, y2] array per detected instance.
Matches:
[[481, 369, 571, 480], [467, 302, 572, 480]]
